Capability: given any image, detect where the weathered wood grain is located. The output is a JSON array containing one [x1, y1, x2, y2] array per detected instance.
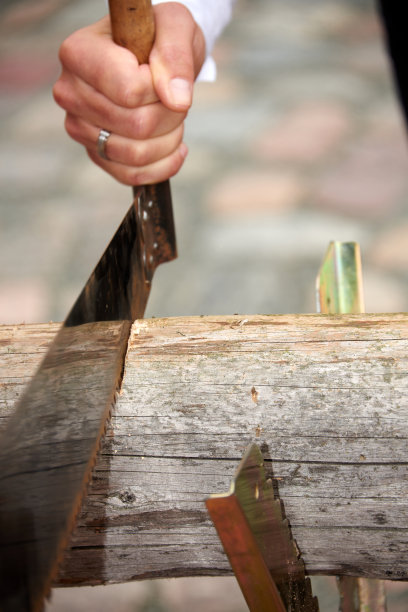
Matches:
[[0, 323, 61, 429], [0, 314, 407, 585]]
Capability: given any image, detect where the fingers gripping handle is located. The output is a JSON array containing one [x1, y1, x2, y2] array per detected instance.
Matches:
[[108, 0, 155, 64]]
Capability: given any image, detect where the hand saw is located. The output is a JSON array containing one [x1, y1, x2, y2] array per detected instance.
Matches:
[[0, 2, 176, 610]]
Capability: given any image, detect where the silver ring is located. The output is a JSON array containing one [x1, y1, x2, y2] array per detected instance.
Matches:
[[97, 129, 111, 160]]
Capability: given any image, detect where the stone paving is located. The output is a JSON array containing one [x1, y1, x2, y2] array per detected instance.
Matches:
[[1, 0, 408, 610]]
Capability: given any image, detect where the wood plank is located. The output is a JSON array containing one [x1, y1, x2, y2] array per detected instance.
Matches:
[[0, 314, 407, 585]]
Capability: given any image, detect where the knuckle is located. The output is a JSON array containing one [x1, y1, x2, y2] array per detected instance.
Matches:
[[58, 32, 79, 67]]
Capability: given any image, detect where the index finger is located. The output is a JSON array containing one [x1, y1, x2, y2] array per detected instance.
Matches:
[[59, 16, 159, 108]]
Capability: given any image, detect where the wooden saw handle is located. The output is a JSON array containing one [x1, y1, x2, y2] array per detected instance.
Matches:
[[108, 0, 155, 64]]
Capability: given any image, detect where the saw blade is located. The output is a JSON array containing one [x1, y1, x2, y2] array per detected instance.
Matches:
[[207, 444, 319, 612], [0, 183, 176, 611]]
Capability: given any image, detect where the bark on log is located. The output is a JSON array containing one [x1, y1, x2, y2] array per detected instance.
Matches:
[[0, 314, 407, 586]]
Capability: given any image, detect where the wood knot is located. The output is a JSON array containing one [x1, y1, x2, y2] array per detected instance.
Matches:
[[119, 491, 136, 505], [251, 386, 259, 404]]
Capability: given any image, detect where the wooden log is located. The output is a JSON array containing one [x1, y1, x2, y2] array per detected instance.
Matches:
[[0, 314, 407, 586]]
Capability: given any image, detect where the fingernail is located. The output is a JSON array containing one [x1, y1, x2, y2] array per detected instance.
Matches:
[[179, 143, 188, 159], [179, 142, 188, 159], [169, 78, 192, 108]]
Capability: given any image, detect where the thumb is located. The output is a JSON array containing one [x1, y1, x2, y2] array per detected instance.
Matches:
[[150, 4, 205, 111]]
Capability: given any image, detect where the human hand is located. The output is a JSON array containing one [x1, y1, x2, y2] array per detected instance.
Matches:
[[53, 3, 206, 185]]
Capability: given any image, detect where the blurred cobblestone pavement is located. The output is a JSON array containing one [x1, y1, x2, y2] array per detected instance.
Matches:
[[1, 0, 408, 610]]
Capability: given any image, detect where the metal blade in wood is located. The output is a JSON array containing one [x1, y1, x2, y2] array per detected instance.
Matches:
[[207, 444, 319, 612], [0, 180, 176, 611]]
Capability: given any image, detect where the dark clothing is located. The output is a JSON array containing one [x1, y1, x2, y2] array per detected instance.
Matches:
[[378, 0, 408, 124]]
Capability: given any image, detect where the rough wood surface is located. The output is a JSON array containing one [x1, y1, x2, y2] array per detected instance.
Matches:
[[0, 314, 407, 585]]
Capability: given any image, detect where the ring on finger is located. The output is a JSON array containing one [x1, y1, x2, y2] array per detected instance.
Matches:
[[97, 129, 111, 160]]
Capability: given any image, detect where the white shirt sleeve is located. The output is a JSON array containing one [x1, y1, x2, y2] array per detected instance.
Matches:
[[151, 0, 236, 80]]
